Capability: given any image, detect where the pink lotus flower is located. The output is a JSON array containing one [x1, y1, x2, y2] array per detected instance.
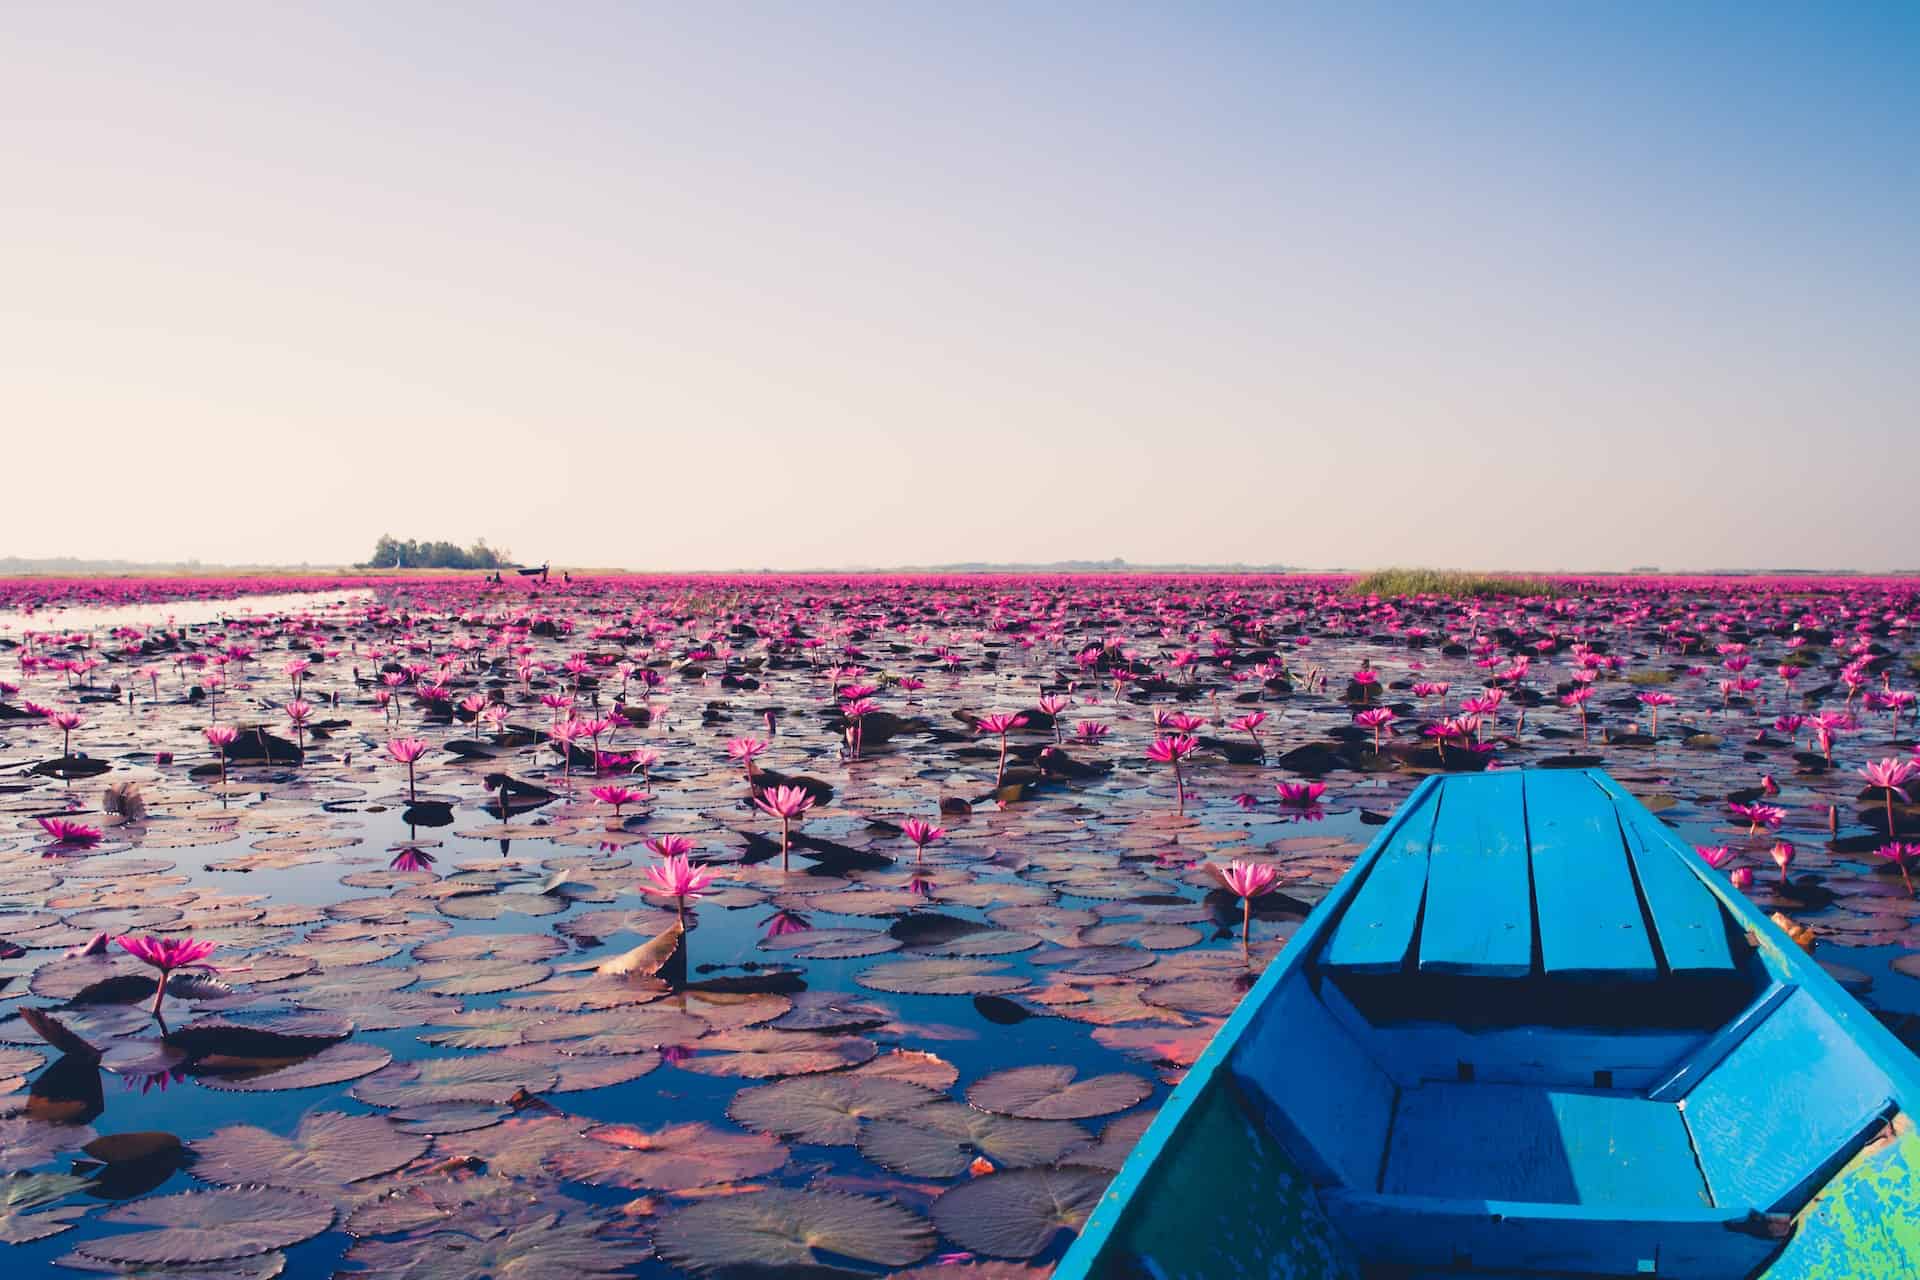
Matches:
[[1637, 691, 1677, 733], [1210, 859, 1282, 955], [1275, 780, 1327, 808], [38, 816, 103, 850], [1695, 845, 1737, 870], [1354, 707, 1396, 752], [115, 934, 218, 1017], [644, 852, 715, 920], [899, 817, 946, 861], [727, 737, 768, 780], [387, 736, 432, 801], [590, 783, 649, 817], [1730, 866, 1755, 891], [1875, 842, 1920, 896], [1770, 841, 1796, 887], [644, 834, 694, 859], [45, 708, 83, 758], [1229, 711, 1268, 752], [1728, 801, 1786, 836], [975, 713, 1029, 788], [1074, 720, 1110, 744], [1146, 734, 1200, 816], [1861, 757, 1919, 837], [389, 847, 437, 873], [754, 784, 816, 870]]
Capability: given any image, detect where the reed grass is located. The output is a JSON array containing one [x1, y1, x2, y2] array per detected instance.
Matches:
[[1350, 568, 1558, 599]]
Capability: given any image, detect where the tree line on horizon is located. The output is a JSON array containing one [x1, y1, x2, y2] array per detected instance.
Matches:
[[358, 535, 511, 570]]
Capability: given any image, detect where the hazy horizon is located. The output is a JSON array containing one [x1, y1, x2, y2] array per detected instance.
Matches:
[[6, 4, 1915, 572]]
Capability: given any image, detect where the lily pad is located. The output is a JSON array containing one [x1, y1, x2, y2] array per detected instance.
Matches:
[[0, 1171, 94, 1244], [546, 1121, 788, 1190], [190, 1112, 429, 1191], [337, 1211, 651, 1280], [929, 1166, 1110, 1257], [76, 1187, 333, 1265], [967, 1064, 1153, 1121], [652, 1188, 932, 1273], [857, 1103, 1088, 1177], [728, 1075, 941, 1145]]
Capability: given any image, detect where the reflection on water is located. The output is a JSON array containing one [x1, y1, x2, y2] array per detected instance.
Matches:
[[0, 589, 375, 634]]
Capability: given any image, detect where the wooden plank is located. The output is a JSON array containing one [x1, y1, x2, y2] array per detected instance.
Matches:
[[1594, 775, 1739, 977], [1417, 772, 1532, 977], [1228, 977, 1396, 1188], [1322, 976, 1703, 1091], [1322, 786, 1441, 974], [1320, 1191, 1781, 1279], [1682, 988, 1895, 1211], [1384, 1083, 1707, 1209], [1646, 982, 1796, 1102], [1524, 770, 1657, 980]]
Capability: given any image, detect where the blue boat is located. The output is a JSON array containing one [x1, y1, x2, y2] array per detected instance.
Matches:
[[1058, 768, 1920, 1279]]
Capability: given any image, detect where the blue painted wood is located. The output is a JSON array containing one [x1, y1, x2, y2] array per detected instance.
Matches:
[[1059, 770, 1920, 1280], [1384, 1082, 1707, 1208], [1646, 982, 1796, 1103], [1683, 987, 1894, 1211], [1323, 785, 1441, 974], [1229, 976, 1396, 1188], [1322, 977, 1704, 1091], [1418, 771, 1532, 977], [1523, 770, 1657, 980], [1320, 1191, 1782, 1279], [1592, 775, 1738, 977], [1055, 777, 1442, 1280]]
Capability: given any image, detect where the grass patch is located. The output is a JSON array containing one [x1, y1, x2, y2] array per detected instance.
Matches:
[[1627, 669, 1675, 686], [1350, 568, 1558, 600]]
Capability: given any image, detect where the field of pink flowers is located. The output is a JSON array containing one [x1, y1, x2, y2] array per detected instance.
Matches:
[[3, 571, 1918, 1276]]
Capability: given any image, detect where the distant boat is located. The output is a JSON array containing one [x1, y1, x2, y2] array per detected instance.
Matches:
[[1058, 768, 1920, 1279]]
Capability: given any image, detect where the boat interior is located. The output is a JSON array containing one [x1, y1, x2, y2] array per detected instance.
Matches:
[[1225, 769, 1905, 1276]]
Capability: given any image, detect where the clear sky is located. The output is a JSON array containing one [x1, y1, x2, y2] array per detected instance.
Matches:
[[4, 3, 1914, 571]]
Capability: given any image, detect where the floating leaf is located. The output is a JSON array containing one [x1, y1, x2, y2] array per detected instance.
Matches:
[[76, 1187, 333, 1264], [967, 1064, 1153, 1121], [728, 1075, 941, 1145], [191, 1112, 429, 1191], [854, 1050, 959, 1090], [855, 958, 1028, 996], [857, 1103, 1088, 1177], [197, 1042, 393, 1093], [930, 1166, 1110, 1257], [670, 1027, 875, 1079], [0, 1171, 93, 1244], [337, 1211, 651, 1280], [353, 1055, 556, 1108], [546, 1122, 788, 1190], [653, 1188, 932, 1273]]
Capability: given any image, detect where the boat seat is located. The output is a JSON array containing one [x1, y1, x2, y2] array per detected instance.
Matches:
[[1322, 770, 1738, 984], [1679, 987, 1895, 1213], [1383, 1082, 1708, 1208]]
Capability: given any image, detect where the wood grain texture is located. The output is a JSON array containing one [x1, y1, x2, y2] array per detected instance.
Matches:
[[1323, 785, 1441, 974], [1418, 771, 1533, 978], [1683, 988, 1894, 1211], [1523, 770, 1657, 981]]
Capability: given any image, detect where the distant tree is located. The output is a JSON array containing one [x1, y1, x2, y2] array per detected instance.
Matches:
[[359, 535, 509, 570]]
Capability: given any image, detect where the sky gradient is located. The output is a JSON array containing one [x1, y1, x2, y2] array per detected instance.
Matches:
[[5, 3, 1915, 571]]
